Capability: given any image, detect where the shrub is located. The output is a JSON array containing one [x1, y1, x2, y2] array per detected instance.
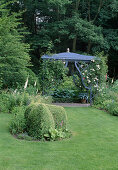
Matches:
[[108, 102, 118, 116], [38, 60, 68, 95], [112, 107, 118, 116], [0, 92, 31, 113], [58, 76, 77, 90], [102, 100, 113, 110], [9, 106, 26, 134], [9, 100, 70, 141], [25, 103, 55, 139], [94, 80, 118, 116], [0, 92, 12, 113], [46, 104, 67, 131], [25, 86, 38, 95]]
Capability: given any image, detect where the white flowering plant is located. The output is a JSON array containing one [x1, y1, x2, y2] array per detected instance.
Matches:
[[76, 52, 108, 94]]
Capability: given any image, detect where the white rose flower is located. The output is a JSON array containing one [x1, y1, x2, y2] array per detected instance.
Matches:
[[96, 65, 100, 70], [94, 77, 98, 80], [90, 69, 95, 71], [88, 80, 91, 83]]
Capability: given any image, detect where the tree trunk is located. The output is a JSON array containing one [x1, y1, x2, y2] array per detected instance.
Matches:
[[75, 0, 80, 11], [87, 0, 91, 21], [87, 40, 92, 54], [72, 37, 77, 52], [72, 0, 80, 52], [92, 0, 103, 23]]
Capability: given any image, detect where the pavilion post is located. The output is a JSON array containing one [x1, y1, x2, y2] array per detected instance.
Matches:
[[74, 61, 93, 105]]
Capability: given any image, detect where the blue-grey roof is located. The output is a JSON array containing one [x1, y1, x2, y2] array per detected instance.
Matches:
[[41, 52, 96, 62]]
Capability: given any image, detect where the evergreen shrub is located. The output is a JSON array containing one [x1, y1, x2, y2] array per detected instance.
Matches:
[[46, 104, 67, 131], [8, 94, 70, 141], [25, 103, 55, 139]]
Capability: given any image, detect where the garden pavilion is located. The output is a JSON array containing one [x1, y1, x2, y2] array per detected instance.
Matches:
[[41, 49, 97, 105]]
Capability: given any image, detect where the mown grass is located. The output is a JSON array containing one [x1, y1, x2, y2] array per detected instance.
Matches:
[[1, 107, 118, 170]]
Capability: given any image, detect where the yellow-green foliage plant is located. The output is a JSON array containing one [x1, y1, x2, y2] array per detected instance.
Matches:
[[25, 103, 55, 139], [31, 95, 53, 105], [9, 106, 26, 135], [46, 104, 67, 131]]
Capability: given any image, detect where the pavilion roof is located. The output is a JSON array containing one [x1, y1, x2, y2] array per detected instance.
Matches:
[[41, 52, 96, 62]]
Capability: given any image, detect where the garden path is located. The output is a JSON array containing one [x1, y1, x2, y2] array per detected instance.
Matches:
[[53, 103, 90, 107]]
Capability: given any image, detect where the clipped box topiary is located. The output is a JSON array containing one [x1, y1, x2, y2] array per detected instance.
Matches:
[[46, 104, 67, 131], [25, 103, 55, 139]]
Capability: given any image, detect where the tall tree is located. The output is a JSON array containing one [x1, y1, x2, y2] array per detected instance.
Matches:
[[8, 0, 118, 78], [0, 0, 37, 89]]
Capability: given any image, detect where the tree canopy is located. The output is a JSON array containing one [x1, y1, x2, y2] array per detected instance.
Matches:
[[0, 0, 37, 89], [1, 0, 118, 79]]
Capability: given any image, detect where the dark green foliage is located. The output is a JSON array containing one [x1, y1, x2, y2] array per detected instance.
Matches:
[[0, 1, 38, 89], [52, 88, 76, 98], [51, 76, 79, 102], [25, 103, 55, 139], [52, 89, 79, 103], [9, 0, 118, 79], [47, 104, 67, 131], [9, 106, 26, 134]]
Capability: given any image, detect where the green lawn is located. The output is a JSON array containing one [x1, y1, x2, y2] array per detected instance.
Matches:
[[1, 107, 118, 170]]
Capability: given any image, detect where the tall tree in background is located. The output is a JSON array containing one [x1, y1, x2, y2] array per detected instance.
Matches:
[[6, 0, 118, 78], [0, 0, 37, 89]]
